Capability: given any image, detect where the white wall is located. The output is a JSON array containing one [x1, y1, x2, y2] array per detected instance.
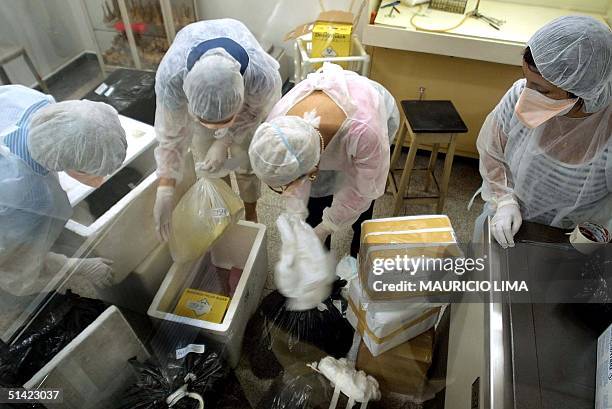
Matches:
[[196, 0, 369, 51], [0, 0, 90, 86], [495, 0, 609, 14]]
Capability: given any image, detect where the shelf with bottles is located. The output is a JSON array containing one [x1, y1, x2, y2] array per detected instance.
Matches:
[[83, 0, 198, 71], [94, 29, 168, 69]]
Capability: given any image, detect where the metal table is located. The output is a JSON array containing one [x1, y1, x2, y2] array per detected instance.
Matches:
[[484, 220, 610, 409]]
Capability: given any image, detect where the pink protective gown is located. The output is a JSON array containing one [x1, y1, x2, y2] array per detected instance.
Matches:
[[267, 63, 399, 231]]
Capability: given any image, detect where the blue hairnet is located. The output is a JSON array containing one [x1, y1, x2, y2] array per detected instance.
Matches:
[[527, 16, 612, 112]]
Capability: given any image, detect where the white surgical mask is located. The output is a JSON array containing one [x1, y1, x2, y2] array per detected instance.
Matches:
[[515, 87, 577, 129]]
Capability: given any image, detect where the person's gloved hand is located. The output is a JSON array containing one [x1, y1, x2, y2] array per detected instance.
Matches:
[[201, 138, 230, 173], [314, 222, 333, 243], [154, 186, 175, 242], [283, 177, 311, 220], [491, 201, 522, 248], [74, 258, 114, 287]]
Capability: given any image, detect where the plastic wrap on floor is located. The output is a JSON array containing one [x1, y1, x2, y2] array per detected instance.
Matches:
[[244, 279, 354, 380]]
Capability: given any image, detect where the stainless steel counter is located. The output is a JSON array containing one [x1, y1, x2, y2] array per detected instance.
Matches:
[[483, 218, 514, 409], [484, 220, 608, 409]]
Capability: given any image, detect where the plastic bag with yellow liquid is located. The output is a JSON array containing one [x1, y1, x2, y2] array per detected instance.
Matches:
[[169, 178, 244, 262]]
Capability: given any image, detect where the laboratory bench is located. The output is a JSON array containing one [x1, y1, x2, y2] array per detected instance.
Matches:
[[363, 0, 610, 157], [445, 219, 611, 409]]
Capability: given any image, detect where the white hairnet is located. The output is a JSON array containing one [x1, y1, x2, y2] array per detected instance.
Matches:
[[249, 116, 321, 187], [527, 16, 612, 113], [28, 100, 127, 175], [154, 19, 281, 181], [183, 48, 245, 123]]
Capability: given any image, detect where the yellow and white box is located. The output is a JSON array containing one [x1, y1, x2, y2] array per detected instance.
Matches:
[[346, 278, 442, 357], [174, 288, 230, 324], [311, 11, 353, 68]]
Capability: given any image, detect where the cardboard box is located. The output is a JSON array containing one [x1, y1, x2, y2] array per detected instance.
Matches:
[[596, 323, 612, 409], [311, 11, 353, 68], [347, 278, 441, 356], [284, 1, 367, 69], [356, 329, 434, 395], [361, 215, 455, 238], [358, 215, 461, 302]]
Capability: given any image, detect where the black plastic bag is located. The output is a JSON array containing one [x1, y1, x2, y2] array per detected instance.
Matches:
[[245, 279, 354, 379], [85, 167, 143, 218], [83, 68, 156, 125], [0, 290, 107, 385], [117, 350, 228, 409]]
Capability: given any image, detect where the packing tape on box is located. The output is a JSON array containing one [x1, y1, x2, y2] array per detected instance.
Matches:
[[347, 297, 439, 345]]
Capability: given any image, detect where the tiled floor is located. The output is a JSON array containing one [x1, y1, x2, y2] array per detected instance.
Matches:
[[45, 55, 104, 101]]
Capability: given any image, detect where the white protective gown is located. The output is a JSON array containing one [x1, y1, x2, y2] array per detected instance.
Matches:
[[154, 19, 282, 202], [0, 86, 73, 297], [477, 79, 612, 230]]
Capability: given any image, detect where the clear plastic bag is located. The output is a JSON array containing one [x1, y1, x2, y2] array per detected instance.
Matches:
[[257, 357, 381, 409], [244, 280, 354, 380], [256, 364, 334, 409], [169, 178, 244, 263]]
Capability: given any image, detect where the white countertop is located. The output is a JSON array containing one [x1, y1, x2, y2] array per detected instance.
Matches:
[[58, 115, 156, 206], [364, 0, 608, 65]]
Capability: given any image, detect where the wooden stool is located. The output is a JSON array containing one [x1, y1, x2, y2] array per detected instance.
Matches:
[[388, 100, 468, 215], [0, 43, 49, 92]]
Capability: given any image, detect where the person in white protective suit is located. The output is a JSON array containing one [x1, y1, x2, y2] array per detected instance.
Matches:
[[0, 85, 127, 296], [153, 19, 282, 241], [475, 16, 612, 248], [250, 63, 400, 257]]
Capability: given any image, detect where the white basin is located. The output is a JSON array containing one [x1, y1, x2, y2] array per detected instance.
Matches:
[[59, 115, 196, 284]]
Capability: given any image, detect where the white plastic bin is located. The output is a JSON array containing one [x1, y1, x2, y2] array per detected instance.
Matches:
[[148, 221, 268, 367], [24, 305, 149, 409], [95, 243, 174, 314], [58, 116, 196, 284]]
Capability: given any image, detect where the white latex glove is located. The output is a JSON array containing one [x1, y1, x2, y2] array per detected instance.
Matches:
[[313, 356, 381, 406], [201, 138, 230, 173], [491, 201, 522, 248], [154, 186, 175, 242], [314, 222, 333, 243], [283, 177, 311, 220], [73, 258, 114, 287]]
